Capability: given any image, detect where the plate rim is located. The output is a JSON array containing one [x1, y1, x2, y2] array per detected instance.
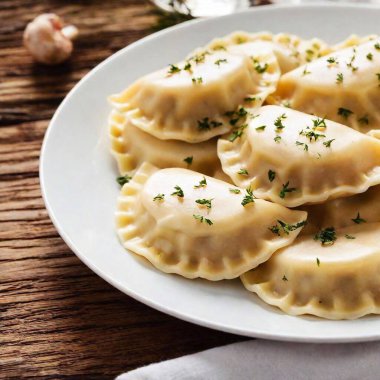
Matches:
[[40, 3, 380, 343]]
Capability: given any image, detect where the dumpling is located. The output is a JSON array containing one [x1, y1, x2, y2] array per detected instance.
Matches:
[[109, 109, 225, 179], [303, 184, 380, 234], [198, 31, 330, 74], [271, 38, 380, 132], [109, 48, 279, 143], [217, 105, 380, 207], [241, 222, 380, 319], [116, 163, 307, 280]]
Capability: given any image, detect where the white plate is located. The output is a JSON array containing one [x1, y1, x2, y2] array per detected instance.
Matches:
[[40, 3, 380, 343]]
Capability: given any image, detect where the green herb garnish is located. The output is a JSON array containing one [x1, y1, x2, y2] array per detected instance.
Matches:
[[358, 115, 369, 125], [274, 135, 281, 143], [268, 170, 276, 182], [316, 258, 320, 266], [171, 185, 184, 198], [241, 187, 256, 206], [345, 234, 356, 239], [195, 198, 213, 209], [192, 77, 203, 84], [302, 67, 311, 76], [323, 139, 335, 148], [153, 193, 165, 202], [168, 64, 181, 74], [197, 117, 222, 131], [336, 72, 344, 84], [274, 113, 287, 132], [352, 212, 366, 224], [238, 168, 249, 176], [296, 141, 309, 151], [367, 53, 373, 61], [214, 58, 228, 66], [327, 57, 338, 64], [253, 60, 269, 74], [229, 188, 241, 194], [183, 156, 193, 165], [228, 124, 248, 142], [255, 125, 266, 131], [269, 220, 306, 236], [337, 107, 353, 118], [193, 214, 213, 225], [116, 174, 132, 186], [282, 275, 288, 281], [314, 227, 336, 246], [279, 181, 296, 199], [194, 177, 207, 189]]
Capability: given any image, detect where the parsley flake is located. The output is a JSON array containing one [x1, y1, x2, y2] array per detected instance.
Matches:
[[252, 58, 269, 74], [345, 234, 356, 240], [194, 177, 207, 189], [282, 275, 288, 281], [183, 156, 193, 165], [197, 117, 222, 131], [358, 115, 369, 125], [241, 187, 256, 206], [279, 181, 296, 199], [323, 139, 335, 148], [153, 193, 165, 202], [274, 135, 282, 143], [116, 174, 132, 186], [269, 220, 307, 236], [274, 113, 287, 132], [238, 168, 249, 176], [255, 125, 266, 132], [192, 77, 203, 84], [336, 73, 344, 84], [228, 124, 248, 142], [337, 107, 353, 119], [171, 185, 184, 198], [214, 58, 228, 66], [314, 227, 336, 246], [367, 53, 373, 61], [268, 170, 276, 182], [316, 258, 320, 266], [229, 188, 241, 194], [302, 67, 311, 76], [193, 214, 213, 225], [296, 141, 309, 151], [352, 213, 366, 224], [375, 43, 380, 50], [195, 198, 213, 209], [168, 64, 181, 74], [327, 57, 338, 64]]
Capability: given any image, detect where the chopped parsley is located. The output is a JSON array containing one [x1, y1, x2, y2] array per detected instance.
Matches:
[[327, 57, 338, 64], [228, 124, 248, 142], [316, 258, 320, 266], [183, 62, 192, 71], [352, 212, 366, 224], [323, 139, 335, 148], [345, 234, 356, 240], [274, 135, 282, 143], [238, 168, 249, 176], [269, 220, 307, 236], [367, 53, 373, 61], [274, 113, 287, 132], [195, 198, 213, 209], [312, 117, 327, 129], [241, 187, 256, 206], [282, 275, 288, 281], [358, 115, 369, 125], [168, 64, 181, 74], [375, 43, 380, 50], [279, 181, 296, 199], [268, 170, 276, 182], [302, 67, 311, 76], [214, 58, 228, 66], [183, 156, 193, 165], [197, 117, 222, 131], [226, 107, 248, 126], [171, 185, 184, 198], [314, 227, 336, 246], [253, 60, 269, 74], [193, 214, 213, 225], [194, 177, 207, 189], [116, 174, 132, 186], [296, 141, 309, 151], [255, 125, 266, 132], [337, 107, 353, 119], [192, 77, 203, 84], [377, 73, 380, 86], [213, 45, 226, 51], [336, 72, 344, 84], [229, 188, 241, 194], [299, 127, 325, 142], [244, 96, 258, 102], [153, 193, 165, 202]]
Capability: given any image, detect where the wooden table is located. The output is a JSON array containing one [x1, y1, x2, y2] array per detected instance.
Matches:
[[0, 1, 243, 378]]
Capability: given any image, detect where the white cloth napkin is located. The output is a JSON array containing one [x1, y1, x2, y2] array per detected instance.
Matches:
[[117, 339, 380, 380]]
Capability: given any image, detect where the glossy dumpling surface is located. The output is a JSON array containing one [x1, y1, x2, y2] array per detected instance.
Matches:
[[218, 105, 380, 207], [271, 38, 380, 132], [199, 31, 330, 74], [109, 49, 279, 143], [116, 163, 307, 280], [109, 109, 225, 178], [241, 223, 380, 319]]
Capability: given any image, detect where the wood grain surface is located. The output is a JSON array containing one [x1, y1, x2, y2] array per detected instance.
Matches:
[[0, 1, 244, 378]]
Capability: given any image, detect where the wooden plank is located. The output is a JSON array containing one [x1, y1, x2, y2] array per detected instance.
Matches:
[[0, 1, 243, 378]]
